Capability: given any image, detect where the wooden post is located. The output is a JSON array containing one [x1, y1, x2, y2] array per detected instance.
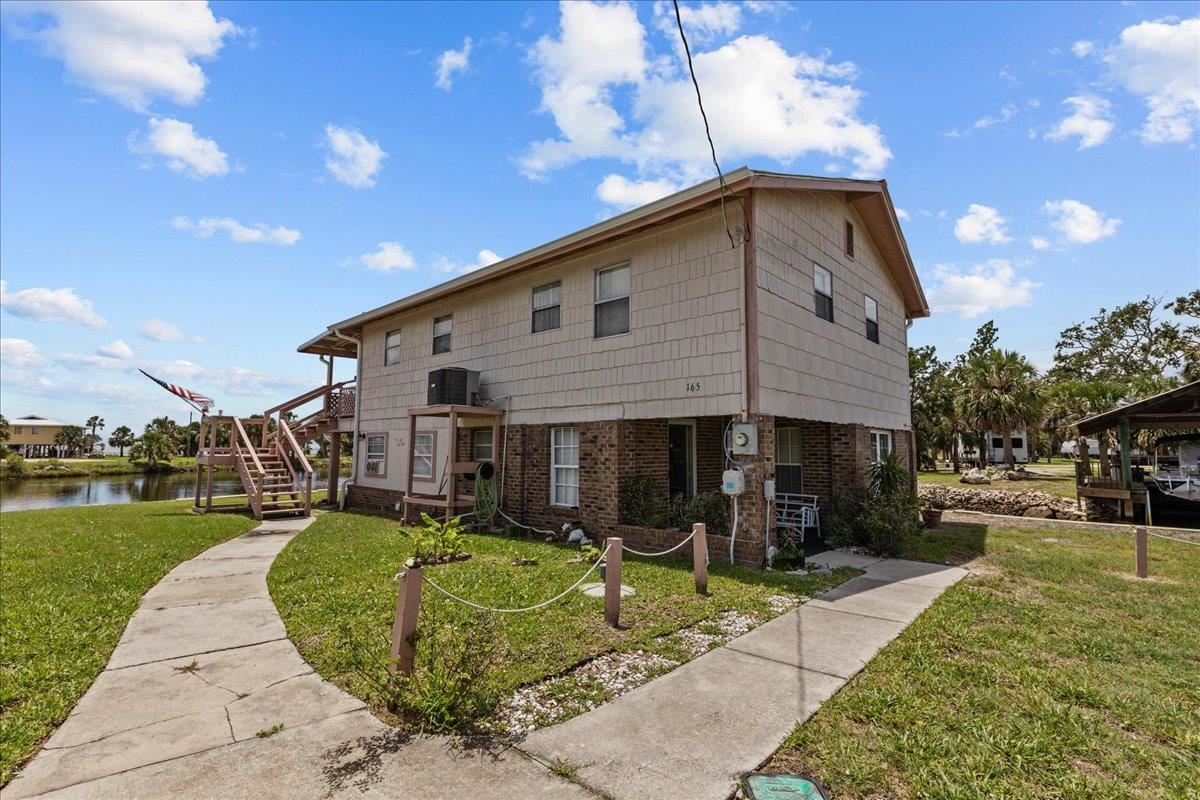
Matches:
[[405, 413, 418, 523], [445, 409, 458, 521], [490, 413, 501, 526], [605, 537, 622, 628], [327, 431, 341, 507], [389, 566, 423, 675], [692, 523, 708, 595], [193, 417, 206, 510], [1135, 526, 1148, 579]]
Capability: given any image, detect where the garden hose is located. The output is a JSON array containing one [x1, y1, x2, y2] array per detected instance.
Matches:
[[473, 461, 499, 521]]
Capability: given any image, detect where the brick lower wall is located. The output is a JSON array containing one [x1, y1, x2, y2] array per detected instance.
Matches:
[[346, 484, 405, 513]]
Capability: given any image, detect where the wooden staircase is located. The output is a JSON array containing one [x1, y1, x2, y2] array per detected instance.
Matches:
[[231, 417, 313, 520]]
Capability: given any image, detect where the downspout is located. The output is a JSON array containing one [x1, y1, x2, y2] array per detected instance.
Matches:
[[332, 327, 363, 509]]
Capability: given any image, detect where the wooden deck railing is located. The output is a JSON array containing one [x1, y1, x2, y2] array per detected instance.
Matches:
[[276, 418, 313, 514]]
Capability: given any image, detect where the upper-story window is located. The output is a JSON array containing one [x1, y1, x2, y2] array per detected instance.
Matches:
[[594, 263, 631, 338], [864, 296, 879, 343], [31, 427, 41, 435], [814, 265, 834, 323], [384, 329, 402, 366], [844, 220, 855, 259], [532, 281, 561, 334], [432, 315, 453, 355], [13, 427, 22, 434]]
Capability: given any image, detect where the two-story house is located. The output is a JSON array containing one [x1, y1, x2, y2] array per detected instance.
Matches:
[[297, 168, 928, 565], [5, 415, 74, 458]]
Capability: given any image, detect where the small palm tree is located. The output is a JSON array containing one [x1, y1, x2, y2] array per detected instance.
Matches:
[[129, 431, 174, 470], [108, 425, 135, 457], [956, 350, 1045, 469], [54, 425, 87, 458]]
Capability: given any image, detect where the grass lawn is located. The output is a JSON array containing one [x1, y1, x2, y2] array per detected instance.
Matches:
[[267, 510, 857, 730], [0, 501, 258, 785], [918, 465, 1080, 500], [766, 517, 1200, 799]]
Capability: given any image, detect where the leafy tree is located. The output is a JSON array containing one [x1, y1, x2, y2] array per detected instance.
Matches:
[[1165, 289, 1200, 382], [956, 349, 1045, 468], [910, 345, 957, 470], [53, 425, 87, 458], [129, 430, 174, 469], [108, 425, 135, 457], [145, 417, 183, 454], [0, 414, 9, 446]]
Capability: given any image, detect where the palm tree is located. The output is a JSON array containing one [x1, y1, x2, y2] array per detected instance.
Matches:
[[108, 425, 135, 457], [53, 425, 87, 458], [129, 430, 174, 470], [86, 415, 105, 445], [956, 349, 1046, 469], [0, 414, 9, 447]]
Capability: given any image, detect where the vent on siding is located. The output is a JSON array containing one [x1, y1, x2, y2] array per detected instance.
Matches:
[[844, 220, 855, 260]]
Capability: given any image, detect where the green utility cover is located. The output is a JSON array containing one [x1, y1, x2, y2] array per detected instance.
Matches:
[[742, 772, 829, 800]]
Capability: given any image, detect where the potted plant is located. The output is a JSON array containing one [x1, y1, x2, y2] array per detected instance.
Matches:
[[921, 498, 945, 528]]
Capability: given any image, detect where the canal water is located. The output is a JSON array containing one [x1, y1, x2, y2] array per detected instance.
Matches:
[[0, 471, 333, 513]]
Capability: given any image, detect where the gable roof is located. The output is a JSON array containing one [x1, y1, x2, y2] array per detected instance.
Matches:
[[11, 415, 73, 426], [1076, 380, 1200, 435], [300, 167, 927, 356]]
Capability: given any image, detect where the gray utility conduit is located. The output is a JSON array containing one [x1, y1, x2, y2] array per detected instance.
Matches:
[[417, 543, 611, 614]]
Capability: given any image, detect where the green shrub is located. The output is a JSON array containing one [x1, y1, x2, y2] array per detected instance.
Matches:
[[868, 451, 911, 497], [619, 475, 668, 527], [674, 491, 730, 537], [411, 514, 466, 563], [381, 607, 507, 733], [4, 453, 25, 475], [826, 488, 920, 557]]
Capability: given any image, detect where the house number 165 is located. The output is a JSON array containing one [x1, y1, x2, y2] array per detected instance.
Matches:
[[686, 381, 701, 392]]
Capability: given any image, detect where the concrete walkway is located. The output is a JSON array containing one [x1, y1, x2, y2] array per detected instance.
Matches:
[[4, 516, 588, 800], [519, 552, 968, 800]]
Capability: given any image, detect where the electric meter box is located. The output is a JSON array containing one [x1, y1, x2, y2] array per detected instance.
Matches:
[[722, 468, 745, 496], [730, 422, 758, 455], [763, 478, 776, 500]]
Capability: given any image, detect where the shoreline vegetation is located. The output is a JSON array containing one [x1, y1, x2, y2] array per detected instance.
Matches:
[[1, 455, 350, 481]]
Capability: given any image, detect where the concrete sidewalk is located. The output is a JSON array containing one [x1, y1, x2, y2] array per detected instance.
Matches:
[[4, 515, 587, 800], [519, 552, 968, 800]]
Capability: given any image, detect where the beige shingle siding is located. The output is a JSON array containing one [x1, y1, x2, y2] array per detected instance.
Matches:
[[354, 207, 746, 490], [754, 188, 912, 430]]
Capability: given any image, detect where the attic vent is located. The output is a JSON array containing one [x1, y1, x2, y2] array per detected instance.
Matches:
[[844, 220, 855, 260]]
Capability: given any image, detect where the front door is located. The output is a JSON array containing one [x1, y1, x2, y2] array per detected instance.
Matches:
[[668, 421, 696, 500]]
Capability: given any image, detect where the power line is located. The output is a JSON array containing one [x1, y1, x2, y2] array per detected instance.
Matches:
[[671, 0, 745, 248]]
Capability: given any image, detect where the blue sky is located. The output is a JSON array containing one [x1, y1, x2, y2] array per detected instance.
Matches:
[[1, 1, 1197, 433]]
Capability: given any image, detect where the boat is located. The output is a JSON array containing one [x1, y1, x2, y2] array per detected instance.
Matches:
[[1145, 433, 1200, 526]]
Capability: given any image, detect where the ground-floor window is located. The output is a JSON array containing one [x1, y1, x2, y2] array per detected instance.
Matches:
[[869, 430, 893, 463], [412, 432, 435, 479], [472, 427, 493, 461], [776, 426, 803, 494], [550, 426, 579, 507], [364, 433, 387, 477], [668, 420, 696, 500]]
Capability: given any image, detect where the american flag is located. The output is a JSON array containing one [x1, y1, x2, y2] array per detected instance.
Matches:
[[139, 369, 214, 411]]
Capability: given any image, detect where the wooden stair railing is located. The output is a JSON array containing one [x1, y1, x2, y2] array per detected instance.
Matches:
[[276, 418, 314, 516], [232, 417, 266, 519]]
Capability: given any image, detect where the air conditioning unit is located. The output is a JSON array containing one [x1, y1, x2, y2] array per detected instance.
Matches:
[[427, 368, 480, 406]]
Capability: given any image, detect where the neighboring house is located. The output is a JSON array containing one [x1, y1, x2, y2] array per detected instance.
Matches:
[[5, 415, 73, 458], [297, 168, 929, 565]]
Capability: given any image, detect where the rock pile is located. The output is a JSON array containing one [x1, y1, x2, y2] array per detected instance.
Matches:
[[919, 484, 1088, 521]]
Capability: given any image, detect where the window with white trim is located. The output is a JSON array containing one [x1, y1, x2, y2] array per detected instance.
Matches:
[[432, 315, 453, 355], [776, 426, 803, 494], [814, 265, 834, 322], [384, 329, 402, 366], [364, 434, 387, 477], [412, 432, 435, 479], [472, 428, 493, 462], [550, 426, 580, 507], [869, 430, 892, 464], [864, 296, 879, 343], [594, 263, 630, 338], [532, 281, 561, 333]]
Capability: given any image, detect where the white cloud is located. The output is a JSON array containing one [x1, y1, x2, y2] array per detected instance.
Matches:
[[895, 207, 911, 221], [1072, 40, 1095, 57], [954, 204, 1013, 245], [596, 174, 681, 209], [131, 117, 229, 179], [1102, 17, 1200, 143], [97, 339, 133, 360], [0, 280, 106, 329], [654, 1, 742, 45], [435, 37, 472, 90], [171, 216, 301, 245], [1045, 95, 1115, 149], [433, 249, 504, 275], [0, 338, 44, 368], [323, 124, 387, 188], [138, 319, 189, 342], [1029, 236, 1051, 251], [973, 104, 1017, 129], [350, 242, 416, 272], [927, 259, 1038, 318], [519, 2, 890, 184], [1043, 199, 1121, 244], [3, 1, 239, 110]]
